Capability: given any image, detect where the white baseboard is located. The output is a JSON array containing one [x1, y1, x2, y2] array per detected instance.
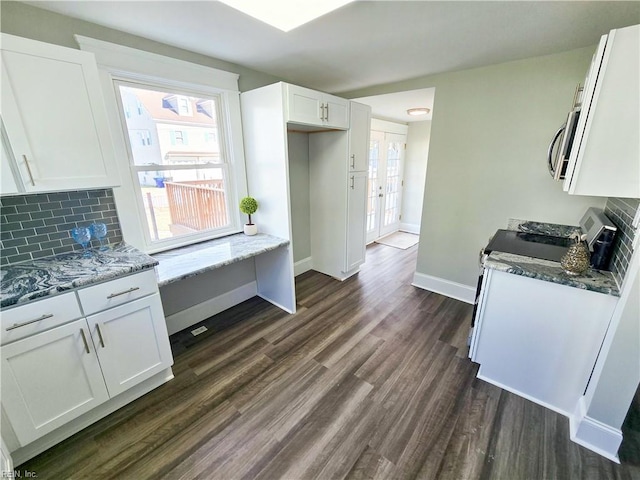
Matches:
[[165, 281, 257, 335], [412, 272, 475, 304], [569, 397, 622, 463], [294, 256, 313, 276], [400, 223, 421, 235]]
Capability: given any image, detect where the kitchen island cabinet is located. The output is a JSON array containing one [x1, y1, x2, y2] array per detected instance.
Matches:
[[470, 263, 618, 416], [0, 33, 119, 194]]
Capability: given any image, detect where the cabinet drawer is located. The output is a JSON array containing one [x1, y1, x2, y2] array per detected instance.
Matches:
[[1, 293, 82, 345], [77, 269, 158, 315]]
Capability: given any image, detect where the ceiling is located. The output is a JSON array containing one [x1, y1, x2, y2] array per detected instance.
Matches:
[[354, 88, 435, 123], [19, 1, 639, 123]]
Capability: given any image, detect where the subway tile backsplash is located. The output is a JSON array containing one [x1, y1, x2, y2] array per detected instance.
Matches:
[[604, 197, 639, 287], [0, 189, 122, 266]]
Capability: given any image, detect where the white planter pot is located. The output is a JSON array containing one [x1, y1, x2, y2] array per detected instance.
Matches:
[[244, 224, 258, 236]]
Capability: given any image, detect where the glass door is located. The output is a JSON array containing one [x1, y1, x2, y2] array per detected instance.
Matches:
[[366, 130, 406, 243]]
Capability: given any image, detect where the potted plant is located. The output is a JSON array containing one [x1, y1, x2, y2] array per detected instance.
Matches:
[[239, 196, 258, 236]]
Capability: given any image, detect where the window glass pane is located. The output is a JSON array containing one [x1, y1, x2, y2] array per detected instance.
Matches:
[[138, 168, 229, 241], [118, 85, 221, 166], [115, 82, 235, 247]]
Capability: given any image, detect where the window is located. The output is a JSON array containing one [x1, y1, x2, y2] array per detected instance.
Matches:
[[77, 36, 246, 253], [115, 82, 236, 247]]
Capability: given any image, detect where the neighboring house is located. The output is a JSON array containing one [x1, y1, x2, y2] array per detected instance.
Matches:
[[120, 87, 221, 185]]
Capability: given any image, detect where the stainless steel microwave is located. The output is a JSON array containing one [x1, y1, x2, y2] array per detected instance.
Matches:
[[548, 84, 583, 180]]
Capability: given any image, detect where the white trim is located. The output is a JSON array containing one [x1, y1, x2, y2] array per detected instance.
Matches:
[[570, 397, 622, 463], [371, 118, 409, 134], [8, 368, 173, 465], [412, 272, 475, 304], [164, 281, 257, 335], [399, 223, 421, 235], [294, 257, 313, 276], [74, 35, 239, 92]]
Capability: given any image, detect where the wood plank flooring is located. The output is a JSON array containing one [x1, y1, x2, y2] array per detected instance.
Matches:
[[18, 243, 640, 479]]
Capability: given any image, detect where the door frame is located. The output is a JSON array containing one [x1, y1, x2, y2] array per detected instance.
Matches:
[[366, 120, 408, 244]]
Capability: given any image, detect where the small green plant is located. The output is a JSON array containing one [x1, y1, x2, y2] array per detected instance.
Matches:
[[239, 196, 258, 225]]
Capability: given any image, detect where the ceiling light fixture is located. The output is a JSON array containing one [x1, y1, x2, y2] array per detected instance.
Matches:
[[407, 108, 431, 116], [218, 0, 354, 32]]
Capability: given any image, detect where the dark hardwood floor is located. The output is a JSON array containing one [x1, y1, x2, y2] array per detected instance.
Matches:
[[19, 243, 640, 479]]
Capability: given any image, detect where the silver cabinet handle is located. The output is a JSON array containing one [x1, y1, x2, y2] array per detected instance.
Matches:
[[107, 287, 139, 299], [80, 328, 90, 354], [319, 103, 325, 121], [350, 154, 355, 169], [350, 176, 355, 190], [325, 103, 329, 121], [22, 155, 36, 186], [6, 314, 54, 331], [96, 324, 105, 348]]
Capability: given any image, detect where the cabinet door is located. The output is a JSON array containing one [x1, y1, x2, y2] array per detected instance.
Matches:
[[86, 294, 172, 398], [344, 171, 368, 272], [0, 124, 20, 195], [473, 269, 617, 415], [564, 25, 639, 197], [0, 33, 119, 192], [1, 319, 109, 446], [348, 102, 371, 171], [324, 94, 350, 130], [285, 84, 324, 127]]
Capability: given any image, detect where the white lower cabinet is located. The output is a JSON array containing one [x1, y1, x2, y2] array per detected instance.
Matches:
[[86, 294, 172, 397], [471, 269, 617, 415], [345, 171, 368, 272], [0, 271, 172, 448], [1, 319, 110, 445]]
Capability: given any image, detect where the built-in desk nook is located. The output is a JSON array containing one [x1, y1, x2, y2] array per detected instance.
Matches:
[[153, 233, 295, 335]]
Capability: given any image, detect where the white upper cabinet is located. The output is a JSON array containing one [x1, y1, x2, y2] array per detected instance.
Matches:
[[1, 127, 20, 195], [348, 102, 371, 172], [0, 34, 119, 194], [563, 25, 639, 198], [285, 83, 349, 129]]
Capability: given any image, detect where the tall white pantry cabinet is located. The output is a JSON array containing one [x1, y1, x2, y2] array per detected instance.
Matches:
[[241, 82, 371, 284]]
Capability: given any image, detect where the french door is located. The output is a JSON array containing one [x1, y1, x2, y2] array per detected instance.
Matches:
[[366, 130, 406, 243]]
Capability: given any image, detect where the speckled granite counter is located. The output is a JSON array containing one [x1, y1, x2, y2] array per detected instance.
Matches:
[[153, 233, 289, 287], [1, 243, 158, 308], [506, 219, 582, 237], [485, 251, 619, 296]]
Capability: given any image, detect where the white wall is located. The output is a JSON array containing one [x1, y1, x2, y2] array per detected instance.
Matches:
[[288, 132, 311, 263], [343, 46, 607, 291], [401, 121, 431, 234]]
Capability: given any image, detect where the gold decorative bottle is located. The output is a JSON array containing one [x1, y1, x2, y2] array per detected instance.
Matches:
[[561, 233, 590, 276]]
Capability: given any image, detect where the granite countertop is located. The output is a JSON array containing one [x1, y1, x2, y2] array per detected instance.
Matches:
[[153, 233, 290, 287], [484, 219, 620, 296], [1, 243, 158, 309]]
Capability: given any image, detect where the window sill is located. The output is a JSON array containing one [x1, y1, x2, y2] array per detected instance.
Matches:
[[152, 233, 289, 287]]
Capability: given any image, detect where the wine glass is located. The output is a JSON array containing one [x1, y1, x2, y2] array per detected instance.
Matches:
[[70, 227, 92, 257], [90, 222, 108, 251]]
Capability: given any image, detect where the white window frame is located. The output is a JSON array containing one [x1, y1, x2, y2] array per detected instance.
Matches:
[[75, 36, 248, 253]]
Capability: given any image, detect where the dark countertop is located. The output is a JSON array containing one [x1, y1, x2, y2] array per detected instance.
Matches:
[[1, 243, 158, 309], [485, 251, 620, 296], [484, 219, 620, 296]]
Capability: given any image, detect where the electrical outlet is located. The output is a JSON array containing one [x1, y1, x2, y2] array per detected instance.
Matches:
[[191, 326, 208, 336]]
